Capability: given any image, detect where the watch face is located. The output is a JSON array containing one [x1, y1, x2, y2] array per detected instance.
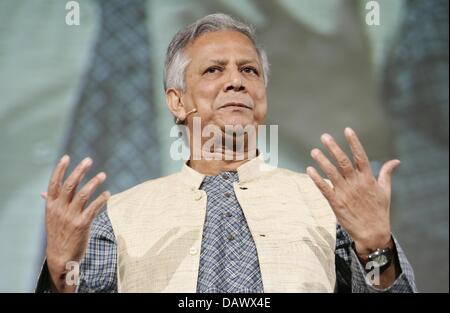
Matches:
[[373, 254, 389, 267], [369, 249, 391, 268]]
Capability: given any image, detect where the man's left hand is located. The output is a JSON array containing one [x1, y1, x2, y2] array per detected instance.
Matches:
[[306, 127, 400, 255]]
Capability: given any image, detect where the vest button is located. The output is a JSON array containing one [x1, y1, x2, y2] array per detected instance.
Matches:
[[189, 247, 197, 255], [194, 191, 203, 200]]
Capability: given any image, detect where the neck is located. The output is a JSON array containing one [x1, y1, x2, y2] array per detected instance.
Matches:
[[189, 158, 250, 176], [186, 126, 259, 175], [188, 137, 258, 176]]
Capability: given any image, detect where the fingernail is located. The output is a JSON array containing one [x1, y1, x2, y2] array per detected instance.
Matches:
[[344, 127, 353, 135], [310, 149, 319, 157], [60, 155, 69, 163], [321, 133, 332, 142], [104, 191, 111, 198], [97, 172, 106, 180], [83, 157, 92, 166]]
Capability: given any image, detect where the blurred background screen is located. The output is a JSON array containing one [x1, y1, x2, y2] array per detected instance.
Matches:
[[0, 0, 448, 292]]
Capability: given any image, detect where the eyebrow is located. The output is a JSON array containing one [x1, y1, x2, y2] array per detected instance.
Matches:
[[208, 59, 259, 67]]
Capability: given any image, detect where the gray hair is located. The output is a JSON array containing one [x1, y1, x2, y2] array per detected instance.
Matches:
[[163, 13, 270, 92]]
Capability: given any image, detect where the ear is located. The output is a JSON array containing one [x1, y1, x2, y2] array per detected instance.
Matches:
[[165, 88, 187, 122]]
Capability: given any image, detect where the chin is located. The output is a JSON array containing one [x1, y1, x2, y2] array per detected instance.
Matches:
[[216, 111, 252, 125], [219, 117, 255, 129]]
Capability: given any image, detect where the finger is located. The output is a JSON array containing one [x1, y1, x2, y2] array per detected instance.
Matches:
[[306, 166, 336, 204], [310, 148, 346, 187], [40, 192, 47, 200], [344, 127, 373, 176], [378, 159, 401, 196], [47, 155, 70, 200], [82, 191, 111, 223], [60, 157, 93, 204], [77, 170, 89, 189], [320, 133, 354, 178], [72, 172, 107, 210]]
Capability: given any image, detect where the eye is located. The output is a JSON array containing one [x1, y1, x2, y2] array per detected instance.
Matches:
[[241, 66, 259, 76], [203, 66, 223, 75]]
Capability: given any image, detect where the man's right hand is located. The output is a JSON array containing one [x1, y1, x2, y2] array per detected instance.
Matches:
[[43, 155, 110, 292]]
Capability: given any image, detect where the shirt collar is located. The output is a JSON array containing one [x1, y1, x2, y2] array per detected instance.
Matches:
[[179, 152, 272, 190]]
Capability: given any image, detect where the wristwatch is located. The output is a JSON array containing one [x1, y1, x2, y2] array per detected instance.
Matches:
[[354, 243, 394, 273], [367, 248, 393, 270]]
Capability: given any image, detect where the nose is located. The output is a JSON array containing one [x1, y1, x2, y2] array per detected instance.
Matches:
[[223, 70, 246, 92]]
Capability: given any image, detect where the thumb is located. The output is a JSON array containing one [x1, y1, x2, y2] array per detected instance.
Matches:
[[378, 159, 401, 194]]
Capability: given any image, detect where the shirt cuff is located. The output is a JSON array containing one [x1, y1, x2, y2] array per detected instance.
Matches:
[[350, 236, 417, 293], [34, 259, 82, 293]]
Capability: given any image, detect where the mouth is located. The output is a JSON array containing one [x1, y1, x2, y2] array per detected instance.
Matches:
[[219, 102, 252, 110]]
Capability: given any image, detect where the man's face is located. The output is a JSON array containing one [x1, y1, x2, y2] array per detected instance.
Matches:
[[182, 30, 267, 131]]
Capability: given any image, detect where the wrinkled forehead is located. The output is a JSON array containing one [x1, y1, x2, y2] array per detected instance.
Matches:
[[184, 31, 261, 67]]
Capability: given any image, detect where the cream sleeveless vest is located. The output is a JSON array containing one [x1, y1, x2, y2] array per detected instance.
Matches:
[[107, 155, 337, 292]]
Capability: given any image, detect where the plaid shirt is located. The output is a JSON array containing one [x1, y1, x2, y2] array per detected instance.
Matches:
[[36, 171, 417, 293]]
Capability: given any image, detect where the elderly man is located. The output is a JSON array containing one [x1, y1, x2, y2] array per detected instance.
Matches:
[[36, 13, 416, 293]]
